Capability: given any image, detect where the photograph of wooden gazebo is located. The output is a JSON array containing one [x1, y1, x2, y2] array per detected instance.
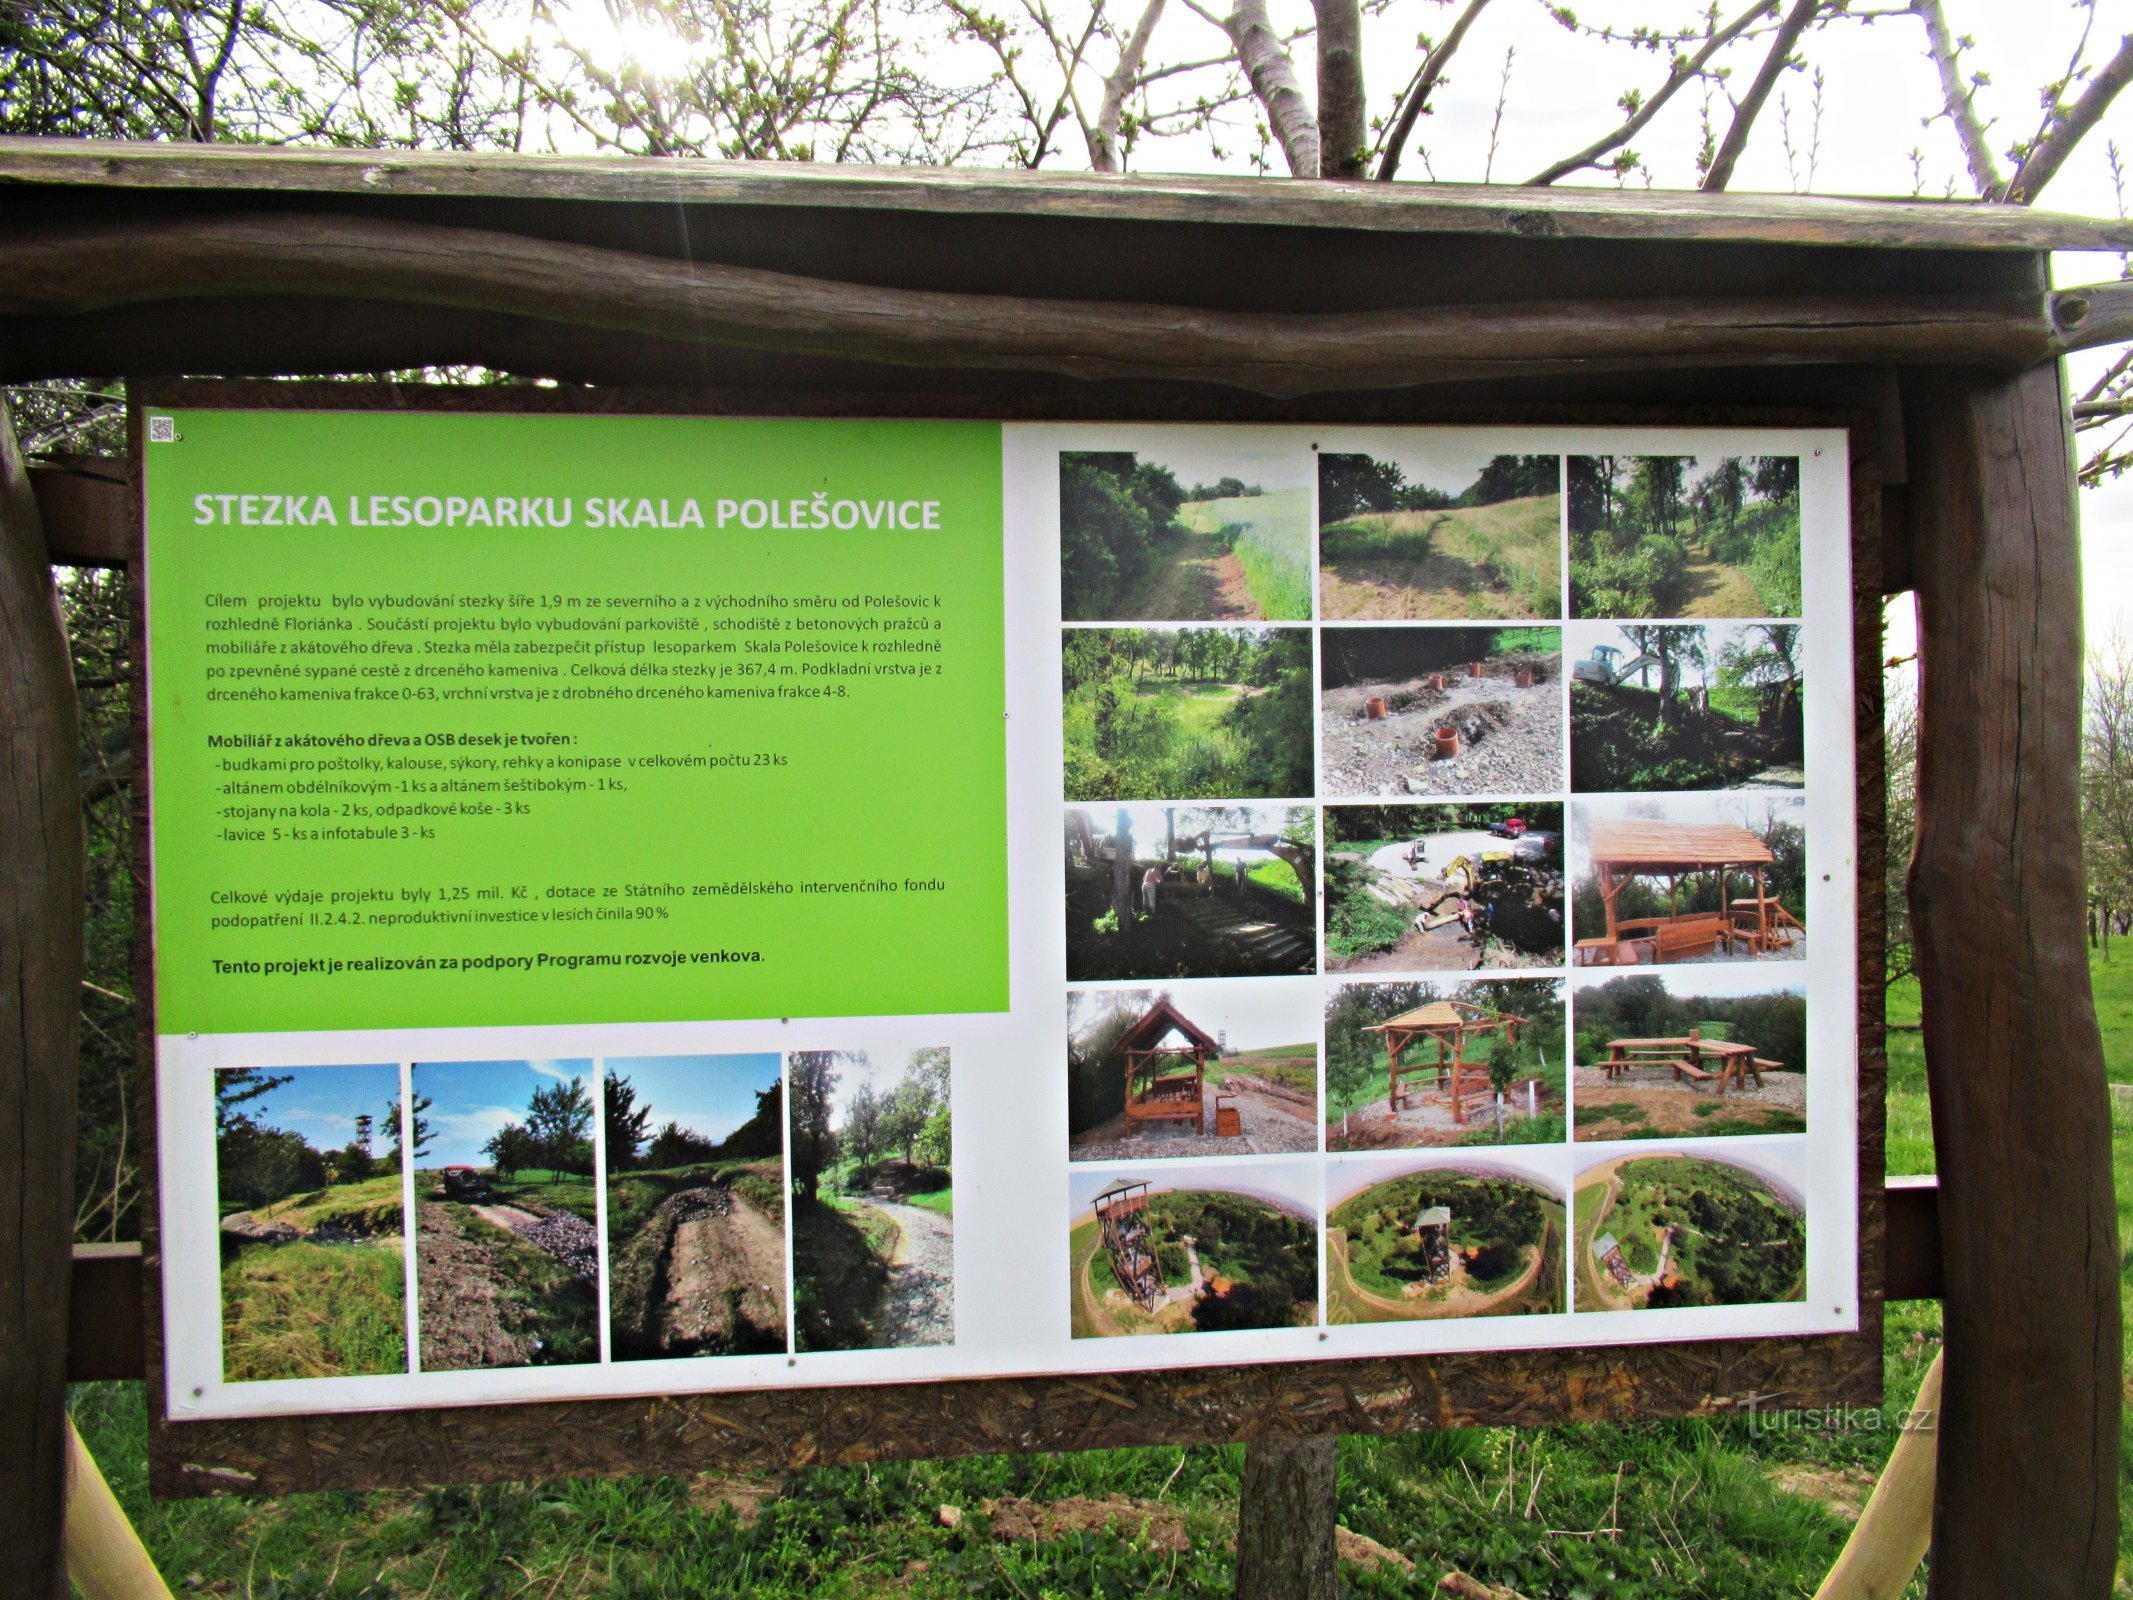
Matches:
[[1091, 1178, 1161, 1310], [1369, 999, 1524, 1123], [1577, 819, 1802, 967], [1116, 997, 1222, 1130]]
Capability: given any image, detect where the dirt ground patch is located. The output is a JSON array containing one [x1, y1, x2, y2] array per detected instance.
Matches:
[[655, 1192, 786, 1355], [987, 1495, 1191, 1552], [1571, 1068, 1806, 1140], [415, 1203, 535, 1371], [1322, 658, 1564, 797], [1769, 1464, 1876, 1522]]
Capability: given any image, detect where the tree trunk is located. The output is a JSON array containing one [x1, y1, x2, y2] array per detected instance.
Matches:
[[1310, 0, 1365, 178], [0, 394, 83, 1600], [1234, 1435, 1337, 1600], [1905, 363, 2119, 1599]]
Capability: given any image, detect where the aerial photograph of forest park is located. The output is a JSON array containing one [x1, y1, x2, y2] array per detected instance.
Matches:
[[214, 1062, 408, 1381], [1066, 981, 1318, 1161], [1574, 1146, 1806, 1312], [1572, 969, 1807, 1142], [1068, 1164, 1319, 1338], [1326, 1155, 1566, 1323], [1064, 802, 1315, 980], [1059, 442, 1312, 622], [410, 1059, 601, 1371], [1567, 453, 1800, 619], [1569, 621, 1804, 791], [602, 1054, 787, 1361], [1061, 626, 1314, 801], [1323, 801, 1564, 973], [1323, 977, 1566, 1152], [1318, 445, 1561, 620], [1570, 791, 1807, 967], [788, 1044, 954, 1353], [1318, 625, 1563, 798]]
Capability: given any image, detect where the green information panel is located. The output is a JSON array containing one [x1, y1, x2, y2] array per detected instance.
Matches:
[[146, 410, 1008, 1034]]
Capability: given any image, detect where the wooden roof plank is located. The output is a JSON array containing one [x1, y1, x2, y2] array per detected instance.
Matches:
[[2, 137, 2128, 252], [1587, 821, 1776, 870]]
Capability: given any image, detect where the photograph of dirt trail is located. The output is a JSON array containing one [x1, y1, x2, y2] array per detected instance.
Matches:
[[1065, 802, 1315, 980], [1570, 622, 1804, 792], [1319, 626, 1562, 797], [1568, 453, 1800, 619], [602, 1054, 788, 1361], [215, 1063, 409, 1381], [1318, 446, 1560, 620], [410, 1059, 601, 1372], [789, 1045, 953, 1352], [1326, 1156, 1565, 1323], [1574, 1146, 1806, 1311], [1324, 978, 1566, 1151], [1059, 442, 1312, 622], [1324, 803, 1564, 973], [1573, 969, 1807, 1143], [1067, 982, 1318, 1161], [1068, 1165, 1318, 1338], [1063, 626, 1314, 801]]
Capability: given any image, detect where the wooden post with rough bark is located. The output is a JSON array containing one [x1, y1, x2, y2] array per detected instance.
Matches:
[[1235, 1436, 1338, 1600], [0, 394, 85, 1600], [1905, 362, 2121, 1598]]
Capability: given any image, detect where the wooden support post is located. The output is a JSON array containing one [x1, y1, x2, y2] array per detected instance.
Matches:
[[1905, 363, 2119, 1598], [0, 395, 85, 1600], [1234, 1435, 1337, 1600]]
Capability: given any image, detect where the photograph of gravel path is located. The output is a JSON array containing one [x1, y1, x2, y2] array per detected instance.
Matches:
[[410, 1059, 601, 1372], [1319, 626, 1563, 798], [602, 1053, 789, 1362], [789, 1045, 954, 1352]]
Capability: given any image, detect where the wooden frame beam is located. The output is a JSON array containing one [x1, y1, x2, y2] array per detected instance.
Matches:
[[1905, 364, 2119, 1596], [2, 217, 2128, 399]]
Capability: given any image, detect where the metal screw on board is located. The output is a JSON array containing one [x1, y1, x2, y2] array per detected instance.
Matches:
[[187, 1031, 197, 1040], [190, 1386, 203, 1398]]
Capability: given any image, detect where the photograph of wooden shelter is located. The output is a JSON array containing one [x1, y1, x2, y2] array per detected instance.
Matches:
[[1572, 970, 1808, 1141], [1068, 1165, 1319, 1338], [1325, 1155, 1566, 1323], [1325, 979, 1565, 1150], [1067, 983, 1318, 1160], [1376, 998, 1525, 1124], [1571, 802, 1805, 967], [1064, 802, 1315, 980]]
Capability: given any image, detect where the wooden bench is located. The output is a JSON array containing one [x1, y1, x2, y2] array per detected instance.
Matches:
[[1652, 918, 1724, 962], [1668, 1059, 1713, 1083]]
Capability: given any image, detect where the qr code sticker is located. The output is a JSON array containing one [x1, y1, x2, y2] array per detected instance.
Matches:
[[146, 416, 176, 444]]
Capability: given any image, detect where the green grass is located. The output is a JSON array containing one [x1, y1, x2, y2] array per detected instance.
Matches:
[[61, 951, 2133, 1597], [1141, 679, 1241, 736], [221, 1238, 407, 1382], [1180, 487, 1312, 620], [242, 1172, 405, 1234], [1320, 496, 1560, 620], [905, 1187, 954, 1217]]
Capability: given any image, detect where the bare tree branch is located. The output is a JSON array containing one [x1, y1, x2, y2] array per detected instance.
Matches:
[[2002, 33, 2133, 204], [1526, 0, 1780, 186], [1910, 0, 2003, 197], [1703, 0, 1823, 191], [1374, 0, 1494, 183], [1092, 0, 1168, 171], [1196, 0, 1318, 176], [1311, 0, 1364, 178]]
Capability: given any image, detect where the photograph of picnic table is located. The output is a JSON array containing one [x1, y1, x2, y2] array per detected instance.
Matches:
[[1573, 818, 1804, 967], [1595, 1033, 1768, 1093]]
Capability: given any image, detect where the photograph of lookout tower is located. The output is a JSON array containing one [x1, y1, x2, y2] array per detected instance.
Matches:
[[1068, 1165, 1319, 1339], [1324, 979, 1566, 1151], [1067, 983, 1319, 1161], [1064, 802, 1315, 980], [1570, 794, 1806, 967], [1325, 1154, 1566, 1324]]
